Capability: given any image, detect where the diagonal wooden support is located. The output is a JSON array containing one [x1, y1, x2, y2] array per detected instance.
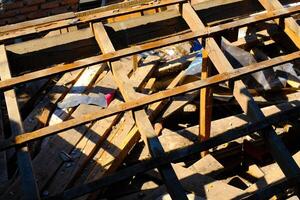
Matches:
[[0, 45, 40, 200], [180, 2, 300, 178], [93, 22, 188, 200], [0, 51, 299, 151], [258, 0, 300, 48], [0, 5, 300, 91]]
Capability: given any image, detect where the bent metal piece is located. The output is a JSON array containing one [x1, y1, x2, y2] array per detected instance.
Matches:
[[0, 5, 299, 91], [0, 51, 299, 151]]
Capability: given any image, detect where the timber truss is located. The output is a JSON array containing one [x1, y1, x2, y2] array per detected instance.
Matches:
[[0, 0, 300, 199]]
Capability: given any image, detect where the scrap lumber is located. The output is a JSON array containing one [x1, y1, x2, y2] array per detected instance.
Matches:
[[43, 72, 121, 196], [48, 64, 105, 125], [44, 54, 157, 195], [77, 67, 189, 197], [258, 0, 300, 48], [145, 164, 244, 200], [0, 96, 7, 183], [189, 154, 224, 176], [0, 51, 299, 150], [1, 69, 114, 199], [0, 5, 299, 91], [246, 151, 300, 193], [46, 103, 300, 200], [0, 45, 40, 200], [0, 0, 185, 42], [136, 91, 300, 160], [93, 21, 187, 200], [23, 70, 83, 132], [0, 2, 299, 199], [180, 2, 300, 178]]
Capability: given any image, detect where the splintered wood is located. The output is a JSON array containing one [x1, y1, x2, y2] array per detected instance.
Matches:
[[0, 0, 300, 199]]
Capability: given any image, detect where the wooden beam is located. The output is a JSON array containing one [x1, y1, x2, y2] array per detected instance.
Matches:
[[0, 0, 185, 42], [258, 0, 300, 48], [0, 50, 299, 151], [0, 5, 299, 91], [93, 22, 187, 200], [199, 49, 212, 157], [180, 2, 300, 179], [0, 45, 40, 200], [46, 105, 300, 200], [0, 96, 7, 183]]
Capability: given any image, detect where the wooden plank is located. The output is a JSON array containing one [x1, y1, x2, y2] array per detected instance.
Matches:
[[48, 64, 104, 125], [0, 50, 299, 150], [0, 0, 185, 42], [189, 154, 224, 176], [199, 49, 212, 156], [145, 164, 243, 200], [79, 68, 189, 195], [93, 22, 187, 200], [136, 92, 300, 160], [0, 45, 40, 200], [246, 151, 300, 193], [44, 49, 157, 195], [258, 0, 300, 48], [47, 104, 300, 200], [1, 70, 116, 200], [0, 96, 7, 183], [0, 5, 300, 91], [181, 1, 300, 179], [6, 28, 94, 54]]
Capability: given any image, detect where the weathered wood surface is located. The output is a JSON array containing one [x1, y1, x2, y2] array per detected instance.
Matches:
[[92, 21, 187, 200], [0, 45, 40, 200], [46, 103, 300, 199], [145, 164, 244, 200], [181, 2, 300, 178], [0, 5, 300, 91], [0, 51, 299, 150]]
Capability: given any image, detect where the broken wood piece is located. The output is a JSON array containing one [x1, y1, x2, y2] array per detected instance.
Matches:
[[49, 64, 105, 125], [93, 21, 187, 200], [0, 96, 7, 184], [1, 5, 300, 91], [246, 151, 300, 193], [181, 3, 299, 179], [145, 164, 244, 200], [1, 51, 299, 150], [258, 0, 300, 48], [189, 154, 224, 177]]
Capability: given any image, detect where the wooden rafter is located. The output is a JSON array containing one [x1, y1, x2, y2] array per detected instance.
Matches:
[[0, 45, 40, 200], [180, 2, 300, 179], [0, 1, 300, 199], [93, 22, 187, 199], [0, 50, 299, 151], [0, 5, 299, 91]]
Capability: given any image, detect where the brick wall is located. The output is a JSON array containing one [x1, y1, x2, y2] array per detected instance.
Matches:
[[0, 0, 79, 26]]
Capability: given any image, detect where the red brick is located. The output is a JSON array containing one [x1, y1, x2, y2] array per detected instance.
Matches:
[[41, 1, 60, 9], [50, 6, 70, 15], [24, 0, 46, 6], [19, 6, 39, 14], [0, 9, 19, 19], [6, 14, 27, 24], [0, 19, 6, 26], [2, 1, 24, 10], [27, 10, 50, 19], [61, 0, 79, 5]]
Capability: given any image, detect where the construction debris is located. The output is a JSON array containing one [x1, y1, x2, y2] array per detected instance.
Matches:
[[0, 0, 300, 200]]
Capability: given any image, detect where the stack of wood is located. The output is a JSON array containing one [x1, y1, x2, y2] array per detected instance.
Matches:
[[0, 0, 300, 199]]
